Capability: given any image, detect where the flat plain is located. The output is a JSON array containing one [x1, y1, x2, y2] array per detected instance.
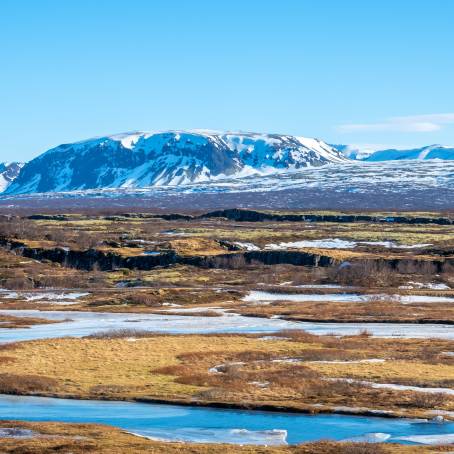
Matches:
[[0, 209, 453, 451]]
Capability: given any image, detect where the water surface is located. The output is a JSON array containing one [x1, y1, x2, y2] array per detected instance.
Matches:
[[1, 394, 453, 445], [0, 309, 453, 341], [243, 291, 454, 304]]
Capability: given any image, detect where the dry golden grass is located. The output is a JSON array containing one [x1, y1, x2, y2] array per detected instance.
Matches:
[[310, 360, 454, 384], [19, 239, 57, 249], [0, 373, 58, 394], [0, 335, 297, 401], [2, 334, 453, 418], [169, 238, 229, 256]]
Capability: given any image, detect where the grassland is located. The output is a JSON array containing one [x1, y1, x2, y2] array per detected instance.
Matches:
[[1, 333, 453, 419], [0, 211, 453, 449], [0, 212, 452, 292], [4, 212, 454, 256]]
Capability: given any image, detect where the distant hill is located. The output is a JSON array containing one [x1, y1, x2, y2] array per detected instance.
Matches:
[[333, 144, 454, 161], [5, 130, 347, 195], [365, 145, 454, 161]]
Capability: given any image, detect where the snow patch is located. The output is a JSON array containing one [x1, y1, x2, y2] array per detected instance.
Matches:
[[127, 427, 288, 445], [233, 242, 260, 251], [333, 378, 454, 396], [264, 238, 432, 250], [393, 433, 454, 445]]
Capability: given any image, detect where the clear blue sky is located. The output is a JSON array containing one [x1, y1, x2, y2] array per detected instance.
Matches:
[[1, 0, 454, 161]]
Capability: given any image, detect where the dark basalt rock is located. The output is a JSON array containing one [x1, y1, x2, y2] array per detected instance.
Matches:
[[201, 209, 453, 225], [1, 237, 451, 273], [27, 214, 69, 221]]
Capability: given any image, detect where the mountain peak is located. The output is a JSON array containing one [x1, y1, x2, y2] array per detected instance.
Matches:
[[5, 130, 348, 195]]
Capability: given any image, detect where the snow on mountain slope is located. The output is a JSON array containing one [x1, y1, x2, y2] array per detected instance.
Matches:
[[0, 162, 24, 192], [365, 145, 454, 161], [3, 161, 452, 212], [334, 144, 454, 161], [5, 131, 348, 195], [331, 144, 377, 160]]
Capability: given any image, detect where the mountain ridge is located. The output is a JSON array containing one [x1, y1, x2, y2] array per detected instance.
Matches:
[[364, 144, 454, 161], [333, 144, 454, 161], [5, 130, 347, 195], [4, 131, 454, 197]]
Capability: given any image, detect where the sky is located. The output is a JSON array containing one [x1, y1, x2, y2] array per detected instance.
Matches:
[[1, 0, 454, 162]]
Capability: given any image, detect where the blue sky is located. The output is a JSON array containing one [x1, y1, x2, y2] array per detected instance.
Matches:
[[1, 0, 453, 161]]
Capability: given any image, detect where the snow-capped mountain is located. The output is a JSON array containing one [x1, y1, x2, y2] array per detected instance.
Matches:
[[4, 130, 348, 195], [0, 162, 24, 192], [334, 144, 454, 161], [365, 145, 454, 161], [331, 144, 377, 160]]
